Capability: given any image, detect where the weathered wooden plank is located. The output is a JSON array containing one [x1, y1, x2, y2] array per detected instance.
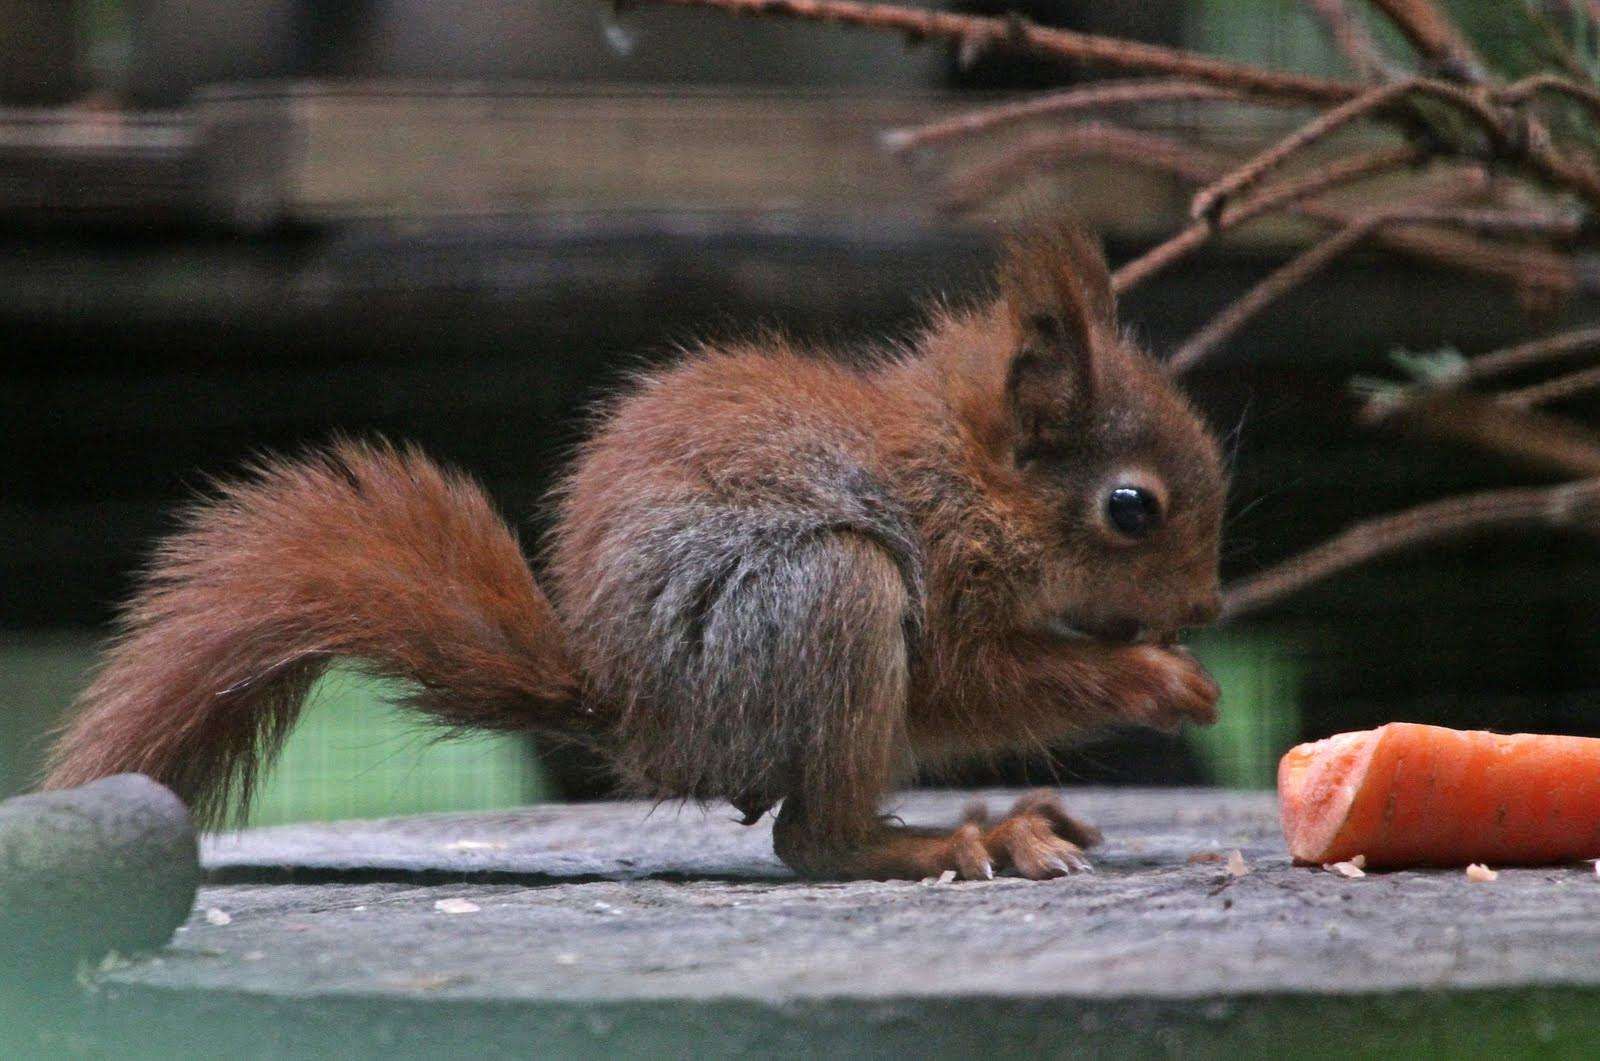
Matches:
[[0, 108, 197, 220], [46, 788, 1600, 1057]]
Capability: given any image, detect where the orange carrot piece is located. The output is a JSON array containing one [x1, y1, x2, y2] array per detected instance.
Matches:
[[1278, 722, 1600, 868]]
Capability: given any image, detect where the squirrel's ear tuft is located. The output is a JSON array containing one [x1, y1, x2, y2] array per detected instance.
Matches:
[[998, 220, 1116, 457]]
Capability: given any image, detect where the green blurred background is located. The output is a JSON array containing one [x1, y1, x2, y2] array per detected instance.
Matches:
[[5, 0, 1597, 826]]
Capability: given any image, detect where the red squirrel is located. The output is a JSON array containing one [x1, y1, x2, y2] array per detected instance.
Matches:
[[44, 222, 1225, 880]]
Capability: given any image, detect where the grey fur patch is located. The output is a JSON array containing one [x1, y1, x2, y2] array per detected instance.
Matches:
[[574, 460, 924, 811]]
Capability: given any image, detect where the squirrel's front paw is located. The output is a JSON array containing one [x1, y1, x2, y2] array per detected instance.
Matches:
[[1116, 645, 1220, 732]]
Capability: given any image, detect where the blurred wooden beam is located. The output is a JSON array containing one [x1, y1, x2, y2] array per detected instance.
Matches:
[[0, 81, 1192, 237]]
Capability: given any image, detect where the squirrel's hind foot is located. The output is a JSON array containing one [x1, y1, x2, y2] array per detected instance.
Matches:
[[775, 789, 1099, 881], [962, 789, 1098, 879]]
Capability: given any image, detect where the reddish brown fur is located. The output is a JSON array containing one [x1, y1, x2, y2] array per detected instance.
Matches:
[[45, 222, 1225, 880], [44, 442, 582, 826]]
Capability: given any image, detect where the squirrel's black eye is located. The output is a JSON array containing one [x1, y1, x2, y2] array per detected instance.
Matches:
[[1106, 486, 1162, 539]]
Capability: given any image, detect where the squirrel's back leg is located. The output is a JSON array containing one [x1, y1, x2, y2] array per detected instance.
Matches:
[[739, 536, 1095, 881]]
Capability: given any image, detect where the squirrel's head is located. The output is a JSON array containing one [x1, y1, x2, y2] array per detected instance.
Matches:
[[932, 222, 1226, 645]]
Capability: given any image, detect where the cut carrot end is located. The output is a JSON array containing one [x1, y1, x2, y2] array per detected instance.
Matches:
[[1278, 723, 1600, 868], [1278, 726, 1384, 865]]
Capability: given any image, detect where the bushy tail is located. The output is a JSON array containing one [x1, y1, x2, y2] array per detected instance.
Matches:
[[43, 440, 582, 826]]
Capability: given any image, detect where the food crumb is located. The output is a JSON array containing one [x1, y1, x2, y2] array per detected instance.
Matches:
[[1323, 860, 1366, 879], [382, 973, 467, 991], [937, 869, 957, 885], [1226, 849, 1250, 877], [433, 898, 481, 914], [443, 840, 508, 852], [203, 908, 233, 926], [1466, 863, 1499, 883]]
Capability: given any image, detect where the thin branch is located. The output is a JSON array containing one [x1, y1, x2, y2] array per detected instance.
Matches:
[[1499, 72, 1600, 123], [1188, 77, 1506, 220], [1362, 392, 1600, 477], [1516, 7, 1595, 83], [1500, 363, 1600, 407], [1170, 175, 1487, 372], [1113, 146, 1422, 293], [634, 0, 1361, 102], [937, 123, 1227, 211], [1373, 205, 1585, 238], [1302, 0, 1399, 82], [1169, 215, 1383, 373], [1221, 478, 1600, 619], [1188, 72, 1600, 215], [1346, 218, 1577, 293], [882, 79, 1261, 154], [1515, 134, 1600, 213], [941, 123, 1575, 295], [1364, 0, 1486, 81], [1461, 324, 1600, 381]]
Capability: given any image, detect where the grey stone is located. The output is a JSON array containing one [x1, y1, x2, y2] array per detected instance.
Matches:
[[0, 774, 200, 975]]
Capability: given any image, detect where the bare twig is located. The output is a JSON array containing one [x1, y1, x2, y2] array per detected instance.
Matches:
[[883, 79, 1262, 154], [1499, 73, 1600, 123], [1516, 8, 1595, 83], [1461, 325, 1600, 381], [1113, 146, 1422, 292], [1192, 172, 1574, 294], [944, 125, 1574, 296], [1188, 77, 1507, 220], [1365, 0, 1486, 81], [1501, 363, 1600, 407], [1363, 392, 1600, 477], [1169, 215, 1384, 373], [1349, 219, 1576, 294], [1302, 0, 1399, 82], [635, 0, 1361, 102], [1521, 133, 1600, 210], [1373, 206, 1585, 238], [1171, 174, 1492, 372], [1182, 69, 1600, 216], [1221, 478, 1600, 619], [938, 124, 1226, 211]]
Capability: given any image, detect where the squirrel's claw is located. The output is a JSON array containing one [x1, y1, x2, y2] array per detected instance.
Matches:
[[966, 790, 1099, 880]]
